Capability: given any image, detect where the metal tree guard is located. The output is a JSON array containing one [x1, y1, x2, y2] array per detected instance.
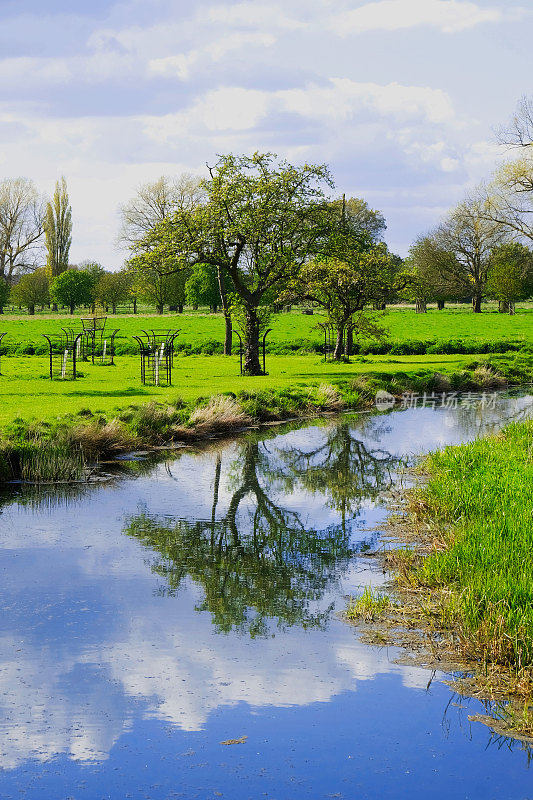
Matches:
[[235, 331, 243, 375], [235, 329, 272, 375], [0, 333, 6, 375], [140, 330, 180, 367], [42, 332, 83, 380], [133, 330, 179, 386], [317, 322, 356, 361], [262, 328, 272, 375]]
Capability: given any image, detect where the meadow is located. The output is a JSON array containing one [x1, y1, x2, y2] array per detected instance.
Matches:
[[0, 303, 531, 356], [0, 352, 475, 426]]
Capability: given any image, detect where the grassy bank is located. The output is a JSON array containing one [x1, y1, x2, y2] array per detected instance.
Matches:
[[347, 417, 533, 739], [0, 351, 531, 485]]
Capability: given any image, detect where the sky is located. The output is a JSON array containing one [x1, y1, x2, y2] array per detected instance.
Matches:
[[0, 0, 530, 268]]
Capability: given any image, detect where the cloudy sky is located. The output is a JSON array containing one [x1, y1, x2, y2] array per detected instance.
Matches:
[[0, 0, 529, 267]]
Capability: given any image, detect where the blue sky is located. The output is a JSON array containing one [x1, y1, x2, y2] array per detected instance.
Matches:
[[0, 0, 530, 267]]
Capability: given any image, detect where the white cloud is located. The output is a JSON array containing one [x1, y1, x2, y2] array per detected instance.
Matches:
[[329, 0, 526, 36], [148, 32, 276, 80], [278, 78, 456, 124]]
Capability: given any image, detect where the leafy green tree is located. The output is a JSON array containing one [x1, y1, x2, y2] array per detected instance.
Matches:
[[95, 270, 130, 313], [143, 152, 332, 373], [404, 234, 462, 312], [487, 242, 533, 313], [185, 264, 221, 312], [11, 269, 49, 315], [50, 269, 94, 315], [329, 195, 386, 241], [283, 199, 395, 358], [44, 177, 72, 280]]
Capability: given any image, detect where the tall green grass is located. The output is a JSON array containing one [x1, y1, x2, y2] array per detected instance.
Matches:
[[416, 422, 533, 668]]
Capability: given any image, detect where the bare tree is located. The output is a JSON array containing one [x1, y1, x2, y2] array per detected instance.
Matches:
[[498, 95, 533, 148], [0, 178, 45, 284], [119, 174, 203, 247], [481, 157, 533, 245]]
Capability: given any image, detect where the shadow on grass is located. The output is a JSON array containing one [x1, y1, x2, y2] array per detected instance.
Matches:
[[67, 388, 151, 398]]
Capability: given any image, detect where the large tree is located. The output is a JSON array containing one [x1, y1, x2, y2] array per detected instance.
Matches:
[[404, 233, 463, 312], [0, 178, 45, 284], [44, 176, 72, 280], [50, 269, 94, 315], [486, 242, 533, 313], [95, 270, 131, 313], [119, 174, 203, 247], [433, 198, 507, 313], [144, 153, 332, 374], [11, 268, 49, 315], [282, 197, 395, 358]]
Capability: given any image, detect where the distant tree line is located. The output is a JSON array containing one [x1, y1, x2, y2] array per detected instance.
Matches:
[[1, 96, 533, 370]]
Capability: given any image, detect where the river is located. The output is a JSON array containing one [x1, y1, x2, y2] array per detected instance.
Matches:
[[0, 392, 532, 799]]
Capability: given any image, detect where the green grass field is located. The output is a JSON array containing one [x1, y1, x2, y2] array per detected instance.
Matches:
[[0, 352, 474, 426], [0, 304, 531, 355]]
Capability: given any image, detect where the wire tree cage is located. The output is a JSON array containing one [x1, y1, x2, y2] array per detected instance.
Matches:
[[317, 321, 357, 361], [79, 317, 119, 365], [234, 328, 272, 375], [42, 332, 83, 380], [0, 333, 6, 375], [133, 330, 180, 386]]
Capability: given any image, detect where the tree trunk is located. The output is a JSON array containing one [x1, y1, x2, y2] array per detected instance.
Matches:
[[437, 300, 445, 310], [70, 302, 75, 315], [133, 299, 137, 314], [498, 300, 510, 313], [0, 306, 3, 315], [333, 327, 344, 360], [178, 304, 183, 314], [156, 304, 164, 314], [28, 304, 35, 315], [509, 301, 516, 316], [243, 306, 262, 375], [217, 264, 232, 356], [224, 312, 232, 355], [344, 326, 353, 358], [52, 303, 58, 312], [472, 294, 482, 313], [112, 303, 117, 314], [415, 300, 427, 314]]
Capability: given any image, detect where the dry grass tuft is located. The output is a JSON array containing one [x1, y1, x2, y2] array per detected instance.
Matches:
[[71, 418, 136, 458], [472, 364, 507, 389], [315, 383, 345, 411], [189, 395, 252, 433]]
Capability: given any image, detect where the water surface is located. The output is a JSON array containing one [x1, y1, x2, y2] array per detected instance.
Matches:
[[0, 394, 532, 799]]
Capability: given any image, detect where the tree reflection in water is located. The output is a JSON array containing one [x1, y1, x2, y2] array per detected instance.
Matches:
[[125, 421, 404, 637]]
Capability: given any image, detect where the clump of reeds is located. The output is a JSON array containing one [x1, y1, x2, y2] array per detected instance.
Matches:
[[19, 439, 86, 483], [346, 587, 395, 623], [189, 395, 252, 433], [314, 383, 345, 411], [70, 417, 136, 458], [471, 364, 507, 389]]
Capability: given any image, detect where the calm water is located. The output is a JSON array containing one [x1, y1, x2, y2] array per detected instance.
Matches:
[[0, 395, 533, 799]]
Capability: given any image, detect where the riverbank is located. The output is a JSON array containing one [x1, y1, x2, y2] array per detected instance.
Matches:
[[0, 351, 531, 484], [346, 417, 533, 741]]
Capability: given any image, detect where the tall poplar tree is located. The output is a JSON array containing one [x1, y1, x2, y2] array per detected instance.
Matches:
[[44, 177, 72, 280]]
